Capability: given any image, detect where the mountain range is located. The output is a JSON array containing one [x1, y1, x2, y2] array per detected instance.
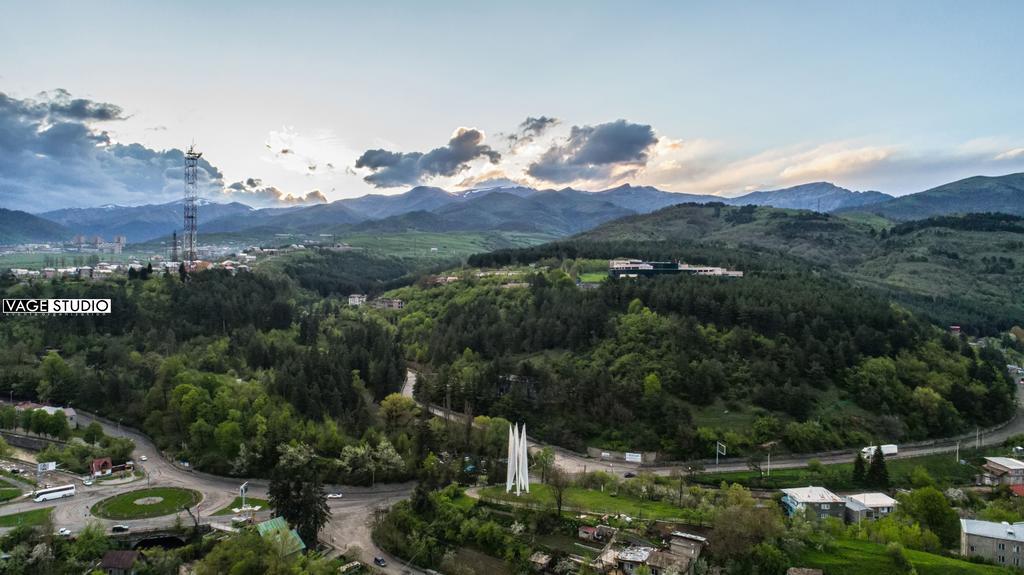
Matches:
[[5, 172, 1024, 243]]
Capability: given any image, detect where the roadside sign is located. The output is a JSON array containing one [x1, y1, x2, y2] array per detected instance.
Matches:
[[37, 461, 57, 473], [624, 452, 643, 463]]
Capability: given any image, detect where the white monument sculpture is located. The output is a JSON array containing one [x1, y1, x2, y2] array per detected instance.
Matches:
[[506, 423, 529, 495]]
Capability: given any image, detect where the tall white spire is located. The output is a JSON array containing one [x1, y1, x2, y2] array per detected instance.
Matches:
[[506, 423, 529, 495]]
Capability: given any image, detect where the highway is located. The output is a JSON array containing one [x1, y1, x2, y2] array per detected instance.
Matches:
[[405, 369, 1024, 477]]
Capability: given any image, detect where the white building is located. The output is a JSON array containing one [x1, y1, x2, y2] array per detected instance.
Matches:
[[781, 486, 844, 519], [844, 492, 898, 523], [348, 294, 367, 307]]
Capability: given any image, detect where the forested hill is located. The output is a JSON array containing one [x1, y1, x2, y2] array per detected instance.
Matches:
[[547, 203, 1024, 333], [388, 259, 1015, 459], [0, 270, 408, 481], [842, 172, 1024, 221], [0, 208, 70, 243]]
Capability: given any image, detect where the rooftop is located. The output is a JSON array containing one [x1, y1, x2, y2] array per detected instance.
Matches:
[[101, 550, 141, 569], [985, 457, 1024, 470], [670, 531, 708, 543], [781, 486, 843, 504], [845, 492, 898, 509], [617, 546, 654, 563], [962, 519, 1024, 542]]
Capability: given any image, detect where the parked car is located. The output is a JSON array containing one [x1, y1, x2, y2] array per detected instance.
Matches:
[[623, 472, 636, 478], [373, 557, 387, 567], [140, 455, 148, 462], [111, 525, 130, 533], [82, 479, 93, 486], [327, 492, 344, 499], [57, 528, 71, 537]]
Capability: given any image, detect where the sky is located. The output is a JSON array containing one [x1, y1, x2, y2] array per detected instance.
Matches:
[[2, 1, 1024, 211]]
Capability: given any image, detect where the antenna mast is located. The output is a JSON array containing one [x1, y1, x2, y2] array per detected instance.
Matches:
[[184, 144, 202, 271]]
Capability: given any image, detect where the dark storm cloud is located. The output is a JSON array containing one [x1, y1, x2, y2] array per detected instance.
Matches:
[[354, 128, 501, 188], [526, 120, 658, 184], [224, 177, 328, 207], [0, 90, 222, 211]]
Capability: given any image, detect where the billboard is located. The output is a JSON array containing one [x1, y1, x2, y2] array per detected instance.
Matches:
[[37, 461, 57, 473], [624, 452, 642, 463]]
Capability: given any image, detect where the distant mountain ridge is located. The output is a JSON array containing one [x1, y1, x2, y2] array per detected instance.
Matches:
[[726, 182, 892, 211], [841, 172, 1024, 220], [42, 200, 254, 243], [11, 172, 1024, 242]]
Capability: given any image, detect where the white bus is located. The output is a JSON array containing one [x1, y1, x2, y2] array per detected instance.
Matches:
[[33, 484, 75, 502]]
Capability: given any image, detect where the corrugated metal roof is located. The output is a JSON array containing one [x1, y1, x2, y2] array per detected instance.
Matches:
[[962, 519, 1024, 542]]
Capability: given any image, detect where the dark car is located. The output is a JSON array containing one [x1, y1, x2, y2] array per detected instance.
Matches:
[[373, 556, 387, 567], [623, 472, 636, 478], [111, 525, 130, 533]]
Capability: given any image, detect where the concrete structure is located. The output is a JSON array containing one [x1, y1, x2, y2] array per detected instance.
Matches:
[[608, 258, 743, 279], [506, 423, 529, 495], [371, 297, 404, 310], [961, 519, 1024, 568], [981, 457, 1024, 486], [348, 294, 367, 307], [844, 492, 898, 523], [780, 486, 844, 519]]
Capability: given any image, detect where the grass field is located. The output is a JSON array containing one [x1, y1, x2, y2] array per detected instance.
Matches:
[[211, 496, 270, 516], [795, 538, 1009, 575], [0, 507, 52, 528], [0, 487, 23, 503], [695, 453, 980, 490], [91, 487, 201, 520], [478, 483, 707, 521], [577, 272, 606, 283]]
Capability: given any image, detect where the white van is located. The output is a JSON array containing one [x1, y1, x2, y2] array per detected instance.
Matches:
[[861, 444, 898, 457]]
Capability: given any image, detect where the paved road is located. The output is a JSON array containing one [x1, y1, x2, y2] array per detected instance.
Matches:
[[405, 369, 1024, 477], [0, 410, 419, 573]]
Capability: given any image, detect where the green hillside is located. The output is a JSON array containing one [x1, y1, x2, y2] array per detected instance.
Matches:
[[0, 208, 70, 244], [570, 204, 1024, 333], [845, 172, 1024, 221]]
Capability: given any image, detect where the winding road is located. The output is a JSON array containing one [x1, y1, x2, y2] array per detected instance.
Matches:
[[1, 369, 1018, 574], [405, 369, 1024, 476], [0, 409, 417, 573]]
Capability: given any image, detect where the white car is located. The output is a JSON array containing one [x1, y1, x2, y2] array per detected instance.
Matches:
[[140, 455, 148, 462], [58, 528, 71, 537], [82, 479, 93, 486], [326, 493, 344, 499]]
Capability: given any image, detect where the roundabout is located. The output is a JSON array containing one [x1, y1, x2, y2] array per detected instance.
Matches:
[[91, 487, 202, 520]]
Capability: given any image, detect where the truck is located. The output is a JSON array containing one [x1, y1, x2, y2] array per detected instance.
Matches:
[[861, 444, 898, 457]]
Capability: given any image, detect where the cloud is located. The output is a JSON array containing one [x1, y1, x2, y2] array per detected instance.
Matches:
[[263, 127, 350, 177], [0, 90, 223, 211], [996, 147, 1024, 161], [223, 177, 328, 207], [354, 127, 501, 187], [526, 120, 658, 185], [640, 138, 1024, 196], [505, 116, 559, 151]]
